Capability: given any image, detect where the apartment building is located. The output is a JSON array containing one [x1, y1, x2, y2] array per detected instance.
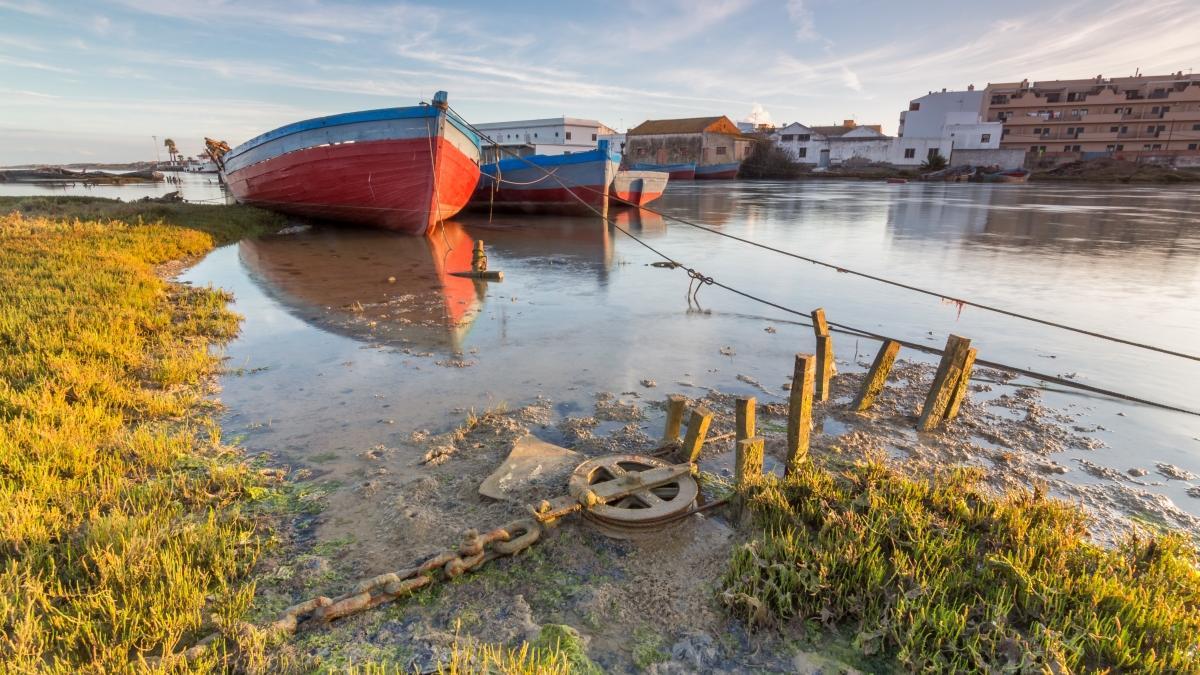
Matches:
[[983, 73, 1200, 158]]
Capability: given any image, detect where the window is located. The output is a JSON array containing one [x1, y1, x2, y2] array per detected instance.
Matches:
[[1144, 144, 1152, 150], [1151, 107, 1159, 114], [592, 133, 597, 141], [554, 132, 559, 137], [1063, 145, 1072, 152], [1193, 124, 1200, 131], [1146, 125, 1156, 133], [1121, 126, 1128, 133], [1115, 144, 1124, 151], [798, 134, 810, 141], [781, 134, 795, 141], [1110, 126, 1120, 133], [909, 102, 920, 111], [798, 147, 807, 158], [1152, 144, 1162, 150], [1189, 143, 1198, 150], [904, 148, 916, 158], [1046, 93, 1061, 102], [927, 148, 939, 160], [1033, 127, 1042, 134], [1106, 145, 1116, 151], [637, 148, 646, 157], [1002, 128, 1010, 136], [1071, 145, 1081, 151], [981, 133, 991, 143], [565, 131, 572, 140], [716, 146, 727, 155], [991, 94, 1008, 104]]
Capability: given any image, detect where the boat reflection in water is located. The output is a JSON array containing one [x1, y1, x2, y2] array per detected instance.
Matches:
[[238, 222, 485, 351]]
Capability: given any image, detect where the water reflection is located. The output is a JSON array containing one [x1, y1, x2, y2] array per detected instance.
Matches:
[[239, 222, 484, 350]]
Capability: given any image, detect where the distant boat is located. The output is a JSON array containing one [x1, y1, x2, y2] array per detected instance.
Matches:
[[628, 162, 696, 180], [885, 177, 908, 184], [694, 162, 740, 180], [610, 170, 669, 207], [218, 91, 481, 235], [921, 165, 976, 182], [979, 168, 1031, 183], [471, 141, 619, 214]]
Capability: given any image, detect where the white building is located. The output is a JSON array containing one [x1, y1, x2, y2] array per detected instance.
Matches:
[[771, 88, 1005, 168], [473, 117, 617, 162], [899, 87, 1002, 153]]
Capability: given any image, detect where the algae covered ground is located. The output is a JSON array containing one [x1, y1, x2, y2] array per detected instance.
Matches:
[[723, 457, 1200, 673], [0, 197, 286, 671]]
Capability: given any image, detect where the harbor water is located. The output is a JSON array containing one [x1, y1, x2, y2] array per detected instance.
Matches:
[[11, 176, 1200, 517]]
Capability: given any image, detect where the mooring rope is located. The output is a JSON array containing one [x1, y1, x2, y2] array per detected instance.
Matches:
[[449, 120, 1197, 364], [446, 108, 1200, 418]]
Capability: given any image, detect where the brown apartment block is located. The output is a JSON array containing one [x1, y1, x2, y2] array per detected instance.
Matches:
[[983, 72, 1200, 160]]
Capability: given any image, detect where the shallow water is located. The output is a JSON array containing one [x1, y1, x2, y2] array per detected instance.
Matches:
[[14, 176, 1198, 516], [171, 179, 1200, 518]]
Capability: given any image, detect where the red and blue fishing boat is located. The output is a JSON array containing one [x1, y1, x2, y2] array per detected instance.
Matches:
[[218, 91, 480, 235], [694, 162, 741, 180], [472, 140, 619, 214], [610, 170, 669, 207], [627, 161, 695, 181]]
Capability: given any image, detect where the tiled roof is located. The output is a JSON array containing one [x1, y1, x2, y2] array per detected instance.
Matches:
[[627, 116, 741, 136]]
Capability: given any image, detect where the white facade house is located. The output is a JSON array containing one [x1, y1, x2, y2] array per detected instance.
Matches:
[[473, 117, 617, 162], [771, 89, 1005, 168]]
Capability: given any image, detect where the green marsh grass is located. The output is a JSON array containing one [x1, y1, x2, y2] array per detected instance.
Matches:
[[0, 197, 283, 672], [722, 457, 1200, 673]]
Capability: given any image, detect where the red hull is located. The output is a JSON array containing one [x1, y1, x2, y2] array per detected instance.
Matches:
[[667, 168, 696, 180], [612, 189, 665, 206], [226, 137, 479, 235]]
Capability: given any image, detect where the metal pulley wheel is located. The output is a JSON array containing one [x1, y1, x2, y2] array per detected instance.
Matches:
[[568, 454, 698, 538]]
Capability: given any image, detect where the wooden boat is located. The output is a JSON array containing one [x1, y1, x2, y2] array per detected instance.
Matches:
[[218, 91, 481, 235], [694, 162, 741, 180], [628, 162, 696, 181], [921, 165, 976, 182], [471, 141, 619, 214], [885, 177, 909, 184], [610, 170, 669, 207], [980, 168, 1031, 183]]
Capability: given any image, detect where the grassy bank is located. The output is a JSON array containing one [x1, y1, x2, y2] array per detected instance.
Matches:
[[722, 457, 1200, 673], [0, 197, 283, 671]]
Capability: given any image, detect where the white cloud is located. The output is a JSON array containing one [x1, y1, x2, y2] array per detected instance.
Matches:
[[840, 66, 862, 92], [785, 0, 817, 40], [743, 102, 773, 125]]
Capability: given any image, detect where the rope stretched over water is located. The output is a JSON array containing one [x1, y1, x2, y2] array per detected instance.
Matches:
[[447, 108, 1200, 417], [456, 127, 1197, 363]]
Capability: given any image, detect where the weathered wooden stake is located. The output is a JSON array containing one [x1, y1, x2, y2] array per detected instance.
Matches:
[[735, 396, 756, 444], [734, 436, 764, 488], [786, 353, 816, 474], [680, 407, 714, 463], [853, 340, 901, 412], [811, 308, 834, 402], [945, 347, 978, 420], [917, 334, 972, 431], [450, 240, 504, 280], [662, 394, 686, 444]]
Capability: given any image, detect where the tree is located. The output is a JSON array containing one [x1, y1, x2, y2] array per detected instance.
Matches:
[[920, 150, 948, 172], [163, 138, 177, 165], [739, 136, 806, 179]]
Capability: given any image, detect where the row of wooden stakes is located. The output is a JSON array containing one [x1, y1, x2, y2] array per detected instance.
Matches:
[[658, 308, 978, 487]]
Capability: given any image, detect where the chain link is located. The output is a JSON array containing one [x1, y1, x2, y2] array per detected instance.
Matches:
[[170, 517, 542, 664]]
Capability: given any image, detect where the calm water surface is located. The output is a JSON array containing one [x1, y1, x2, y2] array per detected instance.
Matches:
[[14, 176, 1200, 515]]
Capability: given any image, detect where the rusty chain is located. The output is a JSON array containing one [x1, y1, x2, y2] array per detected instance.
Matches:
[[170, 517, 541, 664]]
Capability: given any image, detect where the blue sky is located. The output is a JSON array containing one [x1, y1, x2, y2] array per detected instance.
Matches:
[[2, 0, 1199, 164]]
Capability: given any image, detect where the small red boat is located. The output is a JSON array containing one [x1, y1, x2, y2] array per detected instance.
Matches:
[[610, 170, 669, 207], [219, 92, 481, 235]]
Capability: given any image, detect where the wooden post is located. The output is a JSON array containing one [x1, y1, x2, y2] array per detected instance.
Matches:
[[853, 340, 901, 412], [680, 407, 713, 463], [471, 240, 487, 272], [735, 397, 756, 444], [733, 435, 765, 520], [786, 354, 816, 474], [662, 395, 686, 445], [945, 347, 978, 420], [811, 308, 834, 402], [917, 335, 971, 431], [734, 436, 764, 487]]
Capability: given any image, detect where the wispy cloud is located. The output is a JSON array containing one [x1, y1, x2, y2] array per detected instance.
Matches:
[[785, 0, 817, 40], [0, 53, 74, 73]]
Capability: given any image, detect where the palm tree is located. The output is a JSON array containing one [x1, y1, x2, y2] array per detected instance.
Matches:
[[163, 138, 177, 166], [920, 150, 948, 172]]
